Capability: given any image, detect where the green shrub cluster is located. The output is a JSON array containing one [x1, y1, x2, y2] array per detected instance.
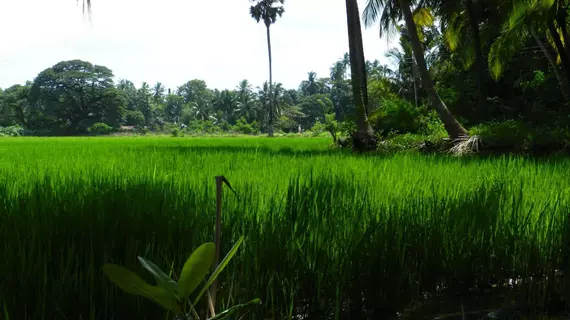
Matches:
[[470, 120, 570, 153], [0, 125, 24, 137], [233, 117, 260, 135], [87, 123, 114, 135]]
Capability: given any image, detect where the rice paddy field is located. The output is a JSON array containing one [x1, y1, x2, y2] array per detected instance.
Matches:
[[1, 136, 570, 319]]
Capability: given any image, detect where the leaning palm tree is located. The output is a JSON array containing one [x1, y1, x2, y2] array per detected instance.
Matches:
[[249, 0, 285, 137], [363, 0, 468, 140]]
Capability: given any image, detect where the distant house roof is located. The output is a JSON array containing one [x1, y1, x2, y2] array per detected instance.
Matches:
[[120, 126, 135, 130]]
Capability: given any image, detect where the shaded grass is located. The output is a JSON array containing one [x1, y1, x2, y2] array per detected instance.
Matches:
[[0, 136, 569, 319]]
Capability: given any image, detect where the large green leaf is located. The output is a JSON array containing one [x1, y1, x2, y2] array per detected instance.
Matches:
[[178, 242, 216, 298], [102, 264, 150, 296], [142, 285, 182, 314], [102, 264, 181, 313], [137, 257, 179, 297], [193, 236, 244, 306]]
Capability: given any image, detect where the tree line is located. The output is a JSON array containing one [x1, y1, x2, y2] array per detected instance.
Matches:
[[1, 0, 569, 149], [0, 56, 386, 135]]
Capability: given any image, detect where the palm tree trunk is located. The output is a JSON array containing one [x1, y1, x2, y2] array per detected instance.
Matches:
[[399, 0, 468, 139], [547, 19, 570, 81], [412, 61, 418, 108], [556, 0, 570, 63], [266, 25, 275, 137], [345, 0, 377, 152], [466, 0, 486, 105], [531, 27, 570, 101]]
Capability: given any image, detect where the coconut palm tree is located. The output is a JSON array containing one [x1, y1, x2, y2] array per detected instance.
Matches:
[[235, 80, 260, 122], [385, 46, 419, 106], [249, 0, 285, 137], [363, 0, 468, 139], [258, 81, 285, 131], [152, 82, 165, 107], [300, 72, 327, 96], [345, 0, 378, 151], [330, 53, 351, 83]]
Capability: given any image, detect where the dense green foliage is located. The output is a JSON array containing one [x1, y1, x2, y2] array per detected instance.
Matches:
[[3, 0, 570, 150], [1, 137, 569, 319]]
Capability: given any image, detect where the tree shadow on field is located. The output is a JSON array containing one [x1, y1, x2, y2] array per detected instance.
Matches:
[[139, 144, 399, 159], [444, 153, 570, 166], [138, 145, 570, 165]]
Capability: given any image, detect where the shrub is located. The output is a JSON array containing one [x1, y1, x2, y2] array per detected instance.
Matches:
[[470, 120, 570, 153], [188, 120, 221, 134], [419, 110, 448, 139], [233, 117, 259, 135], [470, 120, 528, 150], [371, 97, 423, 136], [324, 114, 341, 140], [87, 123, 114, 135], [161, 123, 177, 134], [171, 128, 181, 137], [377, 133, 424, 152], [0, 125, 24, 137], [124, 110, 146, 126], [528, 126, 570, 151], [219, 120, 232, 132], [312, 113, 342, 141], [310, 120, 326, 137], [138, 127, 150, 135], [276, 115, 298, 133]]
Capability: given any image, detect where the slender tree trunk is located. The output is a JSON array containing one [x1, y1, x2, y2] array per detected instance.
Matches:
[[556, 0, 570, 63], [412, 61, 418, 108], [466, 0, 486, 106], [345, 0, 377, 152], [547, 19, 570, 81], [531, 27, 570, 101], [399, 0, 468, 139], [266, 25, 274, 137]]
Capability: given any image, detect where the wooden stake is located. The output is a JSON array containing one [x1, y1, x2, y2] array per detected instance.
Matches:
[[210, 176, 224, 317]]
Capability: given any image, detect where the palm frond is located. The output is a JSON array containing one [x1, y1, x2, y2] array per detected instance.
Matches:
[[362, 0, 400, 40], [444, 12, 467, 52], [380, 1, 401, 39], [413, 7, 434, 27], [488, 25, 526, 80], [363, 0, 383, 28], [508, 0, 553, 31]]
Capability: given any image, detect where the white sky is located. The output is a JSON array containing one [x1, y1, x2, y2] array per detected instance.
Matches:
[[0, 0, 396, 92]]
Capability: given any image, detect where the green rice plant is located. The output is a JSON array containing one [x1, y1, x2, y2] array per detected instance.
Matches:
[[0, 136, 569, 319]]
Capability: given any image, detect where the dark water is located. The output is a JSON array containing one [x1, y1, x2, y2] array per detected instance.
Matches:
[[292, 283, 569, 320]]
